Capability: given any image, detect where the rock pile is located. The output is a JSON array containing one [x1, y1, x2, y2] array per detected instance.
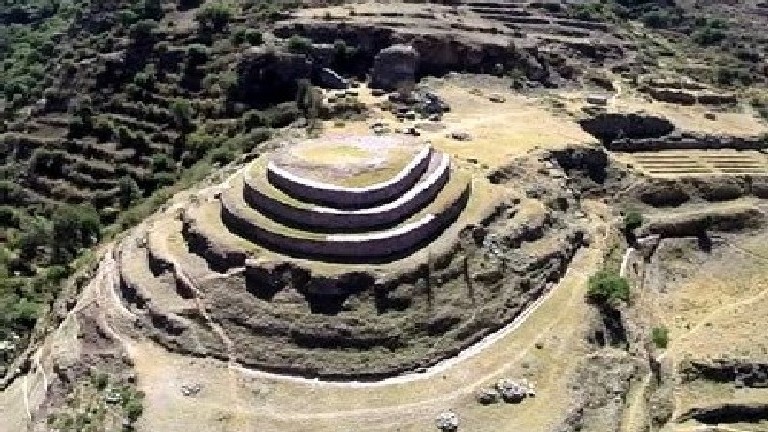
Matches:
[[475, 379, 537, 405], [496, 378, 536, 403]]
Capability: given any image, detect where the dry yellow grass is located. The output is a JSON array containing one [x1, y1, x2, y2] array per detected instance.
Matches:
[[325, 81, 596, 171], [615, 97, 767, 137]]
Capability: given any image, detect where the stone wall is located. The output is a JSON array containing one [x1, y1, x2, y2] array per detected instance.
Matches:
[[267, 146, 433, 208], [244, 154, 450, 231], [220, 182, 471, 262], [607, 134, 768, 152]]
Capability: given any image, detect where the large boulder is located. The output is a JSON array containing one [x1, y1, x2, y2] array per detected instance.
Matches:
[[579, 113, 675, 143], [371, 44, 419, 91], [233, 47, 313, 108]]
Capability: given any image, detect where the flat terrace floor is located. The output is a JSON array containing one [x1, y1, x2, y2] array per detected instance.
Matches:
[[615, 150, 768, 178], [328, 79, 596, 171], [272, 136, 421, 188]]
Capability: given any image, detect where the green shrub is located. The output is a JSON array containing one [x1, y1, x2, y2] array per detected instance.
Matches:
[[150, 153, 175, 172], [586, 270, 630, 305], [170, 98, 194, 132], [244, 29, 263, 45], [624, 211, 643, 231], [129, 19, 158, 44], [287, 35, 312, 54], [262, 102, 300, 128], [124, 399, 143, 422], [651, 326, 669, 348], [91, 372, 109, 390], [641, 9, 675, 29], [210, 147, 237, 165], [117, 176, 142, 208], [195, 3, 233, 33], [692, 26, 726, 46]]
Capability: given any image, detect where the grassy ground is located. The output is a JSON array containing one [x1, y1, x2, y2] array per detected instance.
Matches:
[[279, 138, 418, 187], [627, 230, 768, 431], [326, 79, 596, 171]]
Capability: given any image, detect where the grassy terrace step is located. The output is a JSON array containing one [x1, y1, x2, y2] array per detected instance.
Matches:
[[267, 145, 432, 208], [24, 176, 119, 204], [219, 167, 471, 262], [118, 233, 181, 312], [184, 174, 498, 275], [243, 152, 451, 232]]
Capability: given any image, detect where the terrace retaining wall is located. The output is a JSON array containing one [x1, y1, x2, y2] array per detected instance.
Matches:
[[266, 146, 433, 208], [220, 182, 471, 262], [607, 134, 768, 152], [244, 154, 451, 231]]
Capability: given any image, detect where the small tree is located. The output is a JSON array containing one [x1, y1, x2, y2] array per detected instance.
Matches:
[[287, 35, 312, 54], [586, 270, 630, 305], [129, 19, 158, 44], [651, 326, 669, 349], [170, 98, 194, 133], [117, 176, 142, 208], [624, 210, 643, 232], [195, 3, 233, 34]]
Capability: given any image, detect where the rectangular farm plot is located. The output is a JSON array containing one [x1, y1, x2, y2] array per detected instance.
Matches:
[[621, 150, 768, 177]]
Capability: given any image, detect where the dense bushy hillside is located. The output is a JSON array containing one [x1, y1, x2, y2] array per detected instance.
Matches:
[[0, 0, 307, 370]]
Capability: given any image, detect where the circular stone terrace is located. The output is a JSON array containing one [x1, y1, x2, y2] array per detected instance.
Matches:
[[116, 133, 504, 378], [217, 134, 470, 263]]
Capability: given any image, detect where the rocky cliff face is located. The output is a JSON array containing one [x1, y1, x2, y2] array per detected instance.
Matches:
[[273, 22, 568, 86], [578, 113, 675, 144], [233, 47, 313, 108], [370, 44, 419, 91]]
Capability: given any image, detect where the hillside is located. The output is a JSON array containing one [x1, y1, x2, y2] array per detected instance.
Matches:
[[0, 0, 767, 431]]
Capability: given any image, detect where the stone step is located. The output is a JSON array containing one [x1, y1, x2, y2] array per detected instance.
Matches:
[[218, 170, 471, 263], [243, 151, 451, 232], [266, 145, 434, 209]]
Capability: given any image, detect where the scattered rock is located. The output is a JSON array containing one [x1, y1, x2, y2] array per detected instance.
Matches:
[[450, 131, 471, 141], [181, 383, 202, 397], [476, 388, 499, 405], [496, 378, 531, 403], [317, 67, 349, 90], [586, 95, 609, 106], [435, 410, 460, 431], [488, 93, 506, 103], [105, 389, 122, 404]]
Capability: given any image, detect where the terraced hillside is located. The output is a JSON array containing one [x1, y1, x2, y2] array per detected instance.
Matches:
[[108, 134, 590, 378], [1, 0, 768, 430], [621, 150, 768, 177]]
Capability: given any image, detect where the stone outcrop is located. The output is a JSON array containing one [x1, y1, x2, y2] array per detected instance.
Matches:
[[680, 358, 768, 388], [272, 22, 568, 85], [640, 205, 764, 237], [370, 44, 419, 91], [677, 403, 768, 424], [578, 113, 675, 143], [233, 47, 312, 108]]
